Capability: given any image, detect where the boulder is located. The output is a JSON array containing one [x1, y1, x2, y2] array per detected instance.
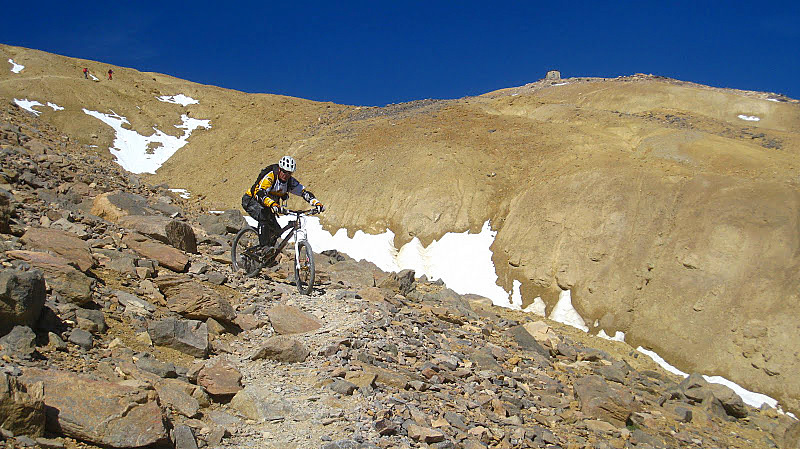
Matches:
[[6, 251, 94, 305], [159, 279, 236, 323], [90, 191, 152, 222], [197, 214, 227, 235], [0, 325, 37, 358], [230, 386, 294, 422], [166, 220, 198, 253], [123, 232, 189, 273], [174, 424, 199, 449], [0, 269, 46, 335], [197, 359, 242, 397], [267, 304, 321, 335], [19, 368, 168, 447], [378, 269, 416, 296], [147, 318, 209, 357], [249, 336, 309, 363], [573, 375, 641, 426], [0, 188, 14, 234], [218, 210, 245, 233], [117, 215, 171, 243], [20, 227, 93, 272], [153, 379, 200, 418], [0, 371, 45, 437]]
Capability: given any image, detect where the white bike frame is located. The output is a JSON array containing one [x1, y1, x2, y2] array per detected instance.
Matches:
[[294, 214, 308, 272]]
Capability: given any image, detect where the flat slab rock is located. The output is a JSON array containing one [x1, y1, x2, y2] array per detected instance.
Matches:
[[267, 304, 321, 335], [123, 232, 189, 273], [19, 368, 168, 448], [20, 227, 93, 272]]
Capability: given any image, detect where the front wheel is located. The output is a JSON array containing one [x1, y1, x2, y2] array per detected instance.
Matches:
[[294, 240, 315, 295], [231, 227, 262, 278]]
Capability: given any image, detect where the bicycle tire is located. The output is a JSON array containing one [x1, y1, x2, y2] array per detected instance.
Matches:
[[231, 227, 262, 277], [294, 240, 315, 295]]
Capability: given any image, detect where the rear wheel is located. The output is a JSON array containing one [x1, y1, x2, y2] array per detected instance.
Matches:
[[232, 227, 262, 277], [294, 240, 315, 295]]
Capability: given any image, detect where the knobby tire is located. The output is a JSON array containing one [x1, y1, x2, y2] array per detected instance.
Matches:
[[231, 227, 262, 278], [295, 240, 315, 295]]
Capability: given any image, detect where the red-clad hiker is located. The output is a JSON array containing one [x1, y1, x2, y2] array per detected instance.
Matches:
[[83, 68, 88, 79], [107, 69, 113, 80]]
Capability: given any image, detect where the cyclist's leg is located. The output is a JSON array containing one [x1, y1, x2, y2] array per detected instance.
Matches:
[[258, 209, 281, 247]]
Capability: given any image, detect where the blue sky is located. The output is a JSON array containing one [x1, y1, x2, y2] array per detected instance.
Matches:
[[3, 1, 798, 106]]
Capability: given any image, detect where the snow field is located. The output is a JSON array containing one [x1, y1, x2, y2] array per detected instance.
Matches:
[[8, 59, 24, 73], [157, 94, 199, 106]]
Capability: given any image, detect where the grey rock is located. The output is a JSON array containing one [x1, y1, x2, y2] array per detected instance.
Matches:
[[250, 336, 309, 363], [114, 290, 155, 316], [173, 424, 199, 449], [0, 325, 37, 357], [0, 269, 46, 335], [68, 328, 93, 349], [206, 271, 227, 285], [330, 379, 358, 395], [378, 269, 416, 296], [147, 318, 209, 358], [506, 325, 550, 358], [166, 220, 197, 254], [218, 210, 245, 233], [230, 386, 294, 422], [75, 308, 107, 334], [135, 353, 177, 378]]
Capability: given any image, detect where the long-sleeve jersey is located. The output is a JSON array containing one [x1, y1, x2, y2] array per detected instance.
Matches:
[[245, 164, 316, 208]]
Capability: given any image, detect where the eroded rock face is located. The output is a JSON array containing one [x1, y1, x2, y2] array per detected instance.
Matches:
[[19, 368, 169, 447]]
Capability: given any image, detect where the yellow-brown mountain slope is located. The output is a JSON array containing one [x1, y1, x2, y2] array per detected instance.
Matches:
[[2, 43, 799, 413]]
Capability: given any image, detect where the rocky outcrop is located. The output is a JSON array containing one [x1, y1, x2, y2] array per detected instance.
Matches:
[[19, 368, 169, 447]]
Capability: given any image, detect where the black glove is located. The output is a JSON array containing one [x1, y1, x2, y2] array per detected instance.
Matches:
[[310, 199, 325, 213], [270, 204, 284, 215]]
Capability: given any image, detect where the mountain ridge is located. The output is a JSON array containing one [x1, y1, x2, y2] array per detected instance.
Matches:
[[2, 43, 799, 414]]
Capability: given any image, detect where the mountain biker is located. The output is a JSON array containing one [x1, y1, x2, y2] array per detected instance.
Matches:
[[241, 155, 325, 248]]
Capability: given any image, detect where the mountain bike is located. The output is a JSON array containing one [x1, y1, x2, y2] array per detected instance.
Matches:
[[231, 209, 319, 294]]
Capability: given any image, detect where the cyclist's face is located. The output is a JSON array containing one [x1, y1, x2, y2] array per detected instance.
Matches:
[[278, 168, 292, 182]]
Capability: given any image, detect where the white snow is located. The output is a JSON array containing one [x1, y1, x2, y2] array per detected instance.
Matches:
[[509, 280, 523, 309], [83, 109, 211, 174], [169, 188, 191, 199], [738, 114, 760, 121], [636, 346, 784, 410], [598, 329, 626, 342], [46, 102, 64, 111], [89, 74, 99, 81], [766, 98, 780, 102], [8, 59, 24, 73], [14, 99, 44, 116], [157, 94, 199, 106], [523, 296, 547, 316], [552, 82, 568, 86], [548, 289, 589, 332]]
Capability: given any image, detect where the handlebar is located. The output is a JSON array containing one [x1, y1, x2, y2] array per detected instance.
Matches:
[[283, 208, 320, 216]]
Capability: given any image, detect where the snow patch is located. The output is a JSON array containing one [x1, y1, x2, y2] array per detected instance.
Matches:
[[169, 189, 191, 199], [83, 109, 211, 174], [552, 82, 568, 86], [766, 98, 780, 102], [738, 114, 760, 121], [89, 74, 99, 81], [8, 59, 24, 73], [509, 280, 523, 310], [523, 297, 547, 316], [14, 99, 44, 116], [598, 330, 626, 342], [636, 346, 783, 410], [47, 102, 64, 111], [157, 94, 199, 106], [549, 289, 588, 332]]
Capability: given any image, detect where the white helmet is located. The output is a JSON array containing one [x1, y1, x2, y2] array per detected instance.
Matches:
[[278, 155, 296, 172]]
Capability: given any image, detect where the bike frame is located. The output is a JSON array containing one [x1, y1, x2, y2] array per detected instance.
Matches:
[[273, 209, 314, 262]]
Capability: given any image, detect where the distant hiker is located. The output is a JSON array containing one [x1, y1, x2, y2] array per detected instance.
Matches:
[[242, 155, 325, 247], [83, 68, 88, 79], [107, 69, 113, 80]]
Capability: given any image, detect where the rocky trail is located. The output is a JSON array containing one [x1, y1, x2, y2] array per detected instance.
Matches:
[[1, 102, 799, 449]]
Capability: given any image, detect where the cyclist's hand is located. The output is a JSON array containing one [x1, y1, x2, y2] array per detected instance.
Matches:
[[310, 199, 325, 213], [270, 204, 284, 215]]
